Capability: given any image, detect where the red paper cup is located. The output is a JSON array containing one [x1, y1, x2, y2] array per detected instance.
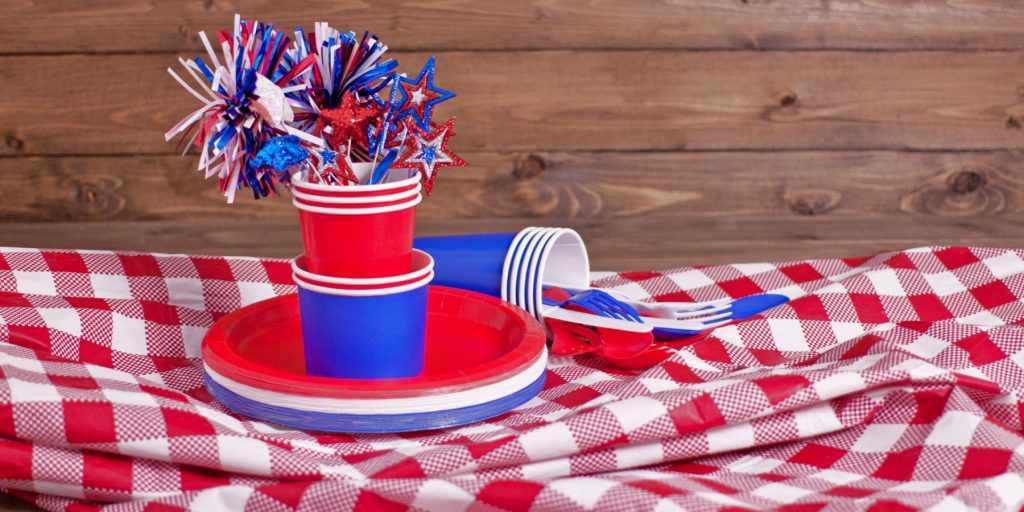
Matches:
[[293, 193, 422, 278]]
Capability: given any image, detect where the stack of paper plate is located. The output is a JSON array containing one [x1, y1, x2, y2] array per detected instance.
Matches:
[[202, 286, 547, 433]]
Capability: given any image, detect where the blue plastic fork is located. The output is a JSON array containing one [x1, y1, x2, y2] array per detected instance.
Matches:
[[542, 288, 712, 336], [563, 289, 644, 322]]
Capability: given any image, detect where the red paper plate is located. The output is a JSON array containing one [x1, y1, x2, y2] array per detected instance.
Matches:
[[202, 286, 546, 399]]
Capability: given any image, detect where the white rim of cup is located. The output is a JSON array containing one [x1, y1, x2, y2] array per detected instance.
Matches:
[[291, 169, 421, 194], [503, 228, 541, 310], [293, 270, 434, 297], [500, 228, 536, 303], [507, 228, 554, 313], [520, 227, 561, 315], [292, 250, 434, 286], [533, 229, 589, 318], [292, 193, 423, 216], [290, 183, 421, 205], [524, 228, 565, 315]]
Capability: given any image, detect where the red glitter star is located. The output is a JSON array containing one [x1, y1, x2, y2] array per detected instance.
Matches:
[[315, 93, 381, 151]]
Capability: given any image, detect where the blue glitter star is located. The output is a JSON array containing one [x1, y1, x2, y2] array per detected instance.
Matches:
[[393, 56, 455, 130]]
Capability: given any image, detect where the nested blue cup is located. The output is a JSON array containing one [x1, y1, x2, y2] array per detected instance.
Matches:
[[291, 250, 434, 379], [413, 228, 590, 320], [413, 232, 519, 297]]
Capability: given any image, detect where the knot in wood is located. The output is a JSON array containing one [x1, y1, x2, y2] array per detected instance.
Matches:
[[5, 132, 24, 152], [778, 90, 797, 107], [785, 188, 840, 216], [514, 154, 547, 179], [948, 169, 985, 194], [77, 183, 99, 203], [65, 177, 125, 220]]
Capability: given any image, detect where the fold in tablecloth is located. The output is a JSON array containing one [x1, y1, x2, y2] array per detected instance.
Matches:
[[2, 246, 1024, 511]]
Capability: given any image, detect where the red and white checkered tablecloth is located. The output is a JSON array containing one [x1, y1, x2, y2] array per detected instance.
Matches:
[[2, 246, 1024, 511]]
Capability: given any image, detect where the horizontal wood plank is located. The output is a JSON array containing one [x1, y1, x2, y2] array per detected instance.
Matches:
[[3, 51, 1024, 156], [6, 1, 1024, 53], [2, 216, 1021, 270], [2, 151, 1023, 222]]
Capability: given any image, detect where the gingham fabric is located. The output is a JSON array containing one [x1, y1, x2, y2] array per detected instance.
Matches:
[[2, 246, 1024, 511]]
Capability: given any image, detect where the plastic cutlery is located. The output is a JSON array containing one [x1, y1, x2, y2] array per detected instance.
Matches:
[[542, 286, 793, 369]]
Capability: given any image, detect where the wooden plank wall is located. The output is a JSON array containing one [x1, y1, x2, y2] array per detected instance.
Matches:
[[2, 1, 1024, 270]]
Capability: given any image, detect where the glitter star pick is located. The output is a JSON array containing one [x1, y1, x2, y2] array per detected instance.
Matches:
[[393, 56, 455, 131], [316, 92, 382, 151], [392, 117, 467, 194]]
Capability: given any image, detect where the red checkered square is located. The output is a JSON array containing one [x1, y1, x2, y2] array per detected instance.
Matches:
[[64, 296, 111, 311], [718, 277, 764, 299], [63, 401, 118, 444], [160, 407, 216, 438], [82, 451, 133, 493], [787, 444, 846, 469], [551, 386, 603, 408], [848, 294, 889, 323], [954, 332, 1007, 366], [48, 373, 100, 391], [670, 394, 724, 434], [957, 447, 1011, 479], [779, 263, 826, 284], [872, 446, 922, 481], [117, 254, 163, 277], [190, 257, 235, 282], [754, 375, 810, 406], [178, 465, 231, 491], [934, 247, 981, 270], [0, 438, 33, 479], [42, 252, 90, 274], [971, 281, 1017, 309], [907, 294, 954, 321]]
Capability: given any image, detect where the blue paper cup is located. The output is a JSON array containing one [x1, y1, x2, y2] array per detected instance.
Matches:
[[292, 252, 433, 379], [412, 232, 521, 297], [414, 228, 589, 319]]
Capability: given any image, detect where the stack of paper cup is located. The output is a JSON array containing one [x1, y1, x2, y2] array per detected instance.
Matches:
[[414, 227, 590, 320], [291, 166, 430, 379], [291, 167, 422, 278]]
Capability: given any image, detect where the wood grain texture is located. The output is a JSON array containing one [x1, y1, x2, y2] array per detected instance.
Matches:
[[4, 51, 1024, 157], [5, 0, 1024, 53], [2, 151, 1022, 222], [2, 216, 1020, 270]]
